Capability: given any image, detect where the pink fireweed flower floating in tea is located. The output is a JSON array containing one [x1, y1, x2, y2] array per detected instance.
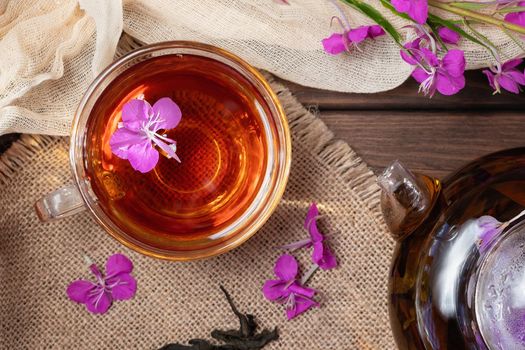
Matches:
[[282, 203, 338, 270], [262, 254, 319, 320], [391, 0, 428, 24], [483, 58, 525, 94], [321, 0, 385, 55], [110, 97, 182, 173], [66, 254, 137, 314]]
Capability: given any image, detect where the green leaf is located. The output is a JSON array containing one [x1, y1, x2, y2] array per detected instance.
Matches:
[[379, 0, 414, 22], [448, 2, 492, 11], [339, 0, 402, 44], [496, 6, 525, 14], [427, 13, 490, 50]]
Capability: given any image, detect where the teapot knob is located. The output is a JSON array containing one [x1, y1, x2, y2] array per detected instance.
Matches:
[[377, 161, 441, 241]]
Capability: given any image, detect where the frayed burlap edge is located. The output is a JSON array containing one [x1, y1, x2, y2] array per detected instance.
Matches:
[[0, 134, 58, 185], [0, 33, 382, 222]]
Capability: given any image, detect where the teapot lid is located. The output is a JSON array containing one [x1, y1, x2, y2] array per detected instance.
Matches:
[[475, 214, 525, 348]]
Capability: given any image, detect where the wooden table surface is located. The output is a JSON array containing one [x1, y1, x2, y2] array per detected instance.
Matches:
[[1, 70, 524, 179], [283, 70, 525, 179]]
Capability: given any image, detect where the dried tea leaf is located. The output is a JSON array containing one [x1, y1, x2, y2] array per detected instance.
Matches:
[[159, 286, 279, 350]]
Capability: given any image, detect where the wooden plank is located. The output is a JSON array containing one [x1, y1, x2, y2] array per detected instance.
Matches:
[[319, 111, 525, 179], [282, 71, 525, 110]]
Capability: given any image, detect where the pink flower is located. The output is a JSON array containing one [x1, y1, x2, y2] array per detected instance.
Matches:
[[281, 203, 337, 270], [322, 0, 384, 55], [66, 254, 137, 314], [262, 254, 319, 320], [110, 97, 182, 173], [483, 58, 525, 94], [404, 47, 466, 96], [304, 203, 337, 270], [322, 25, 385, 55], [504, 1, 525, 27], [392, 0, 428, 24], [401, 25, 458, 60]]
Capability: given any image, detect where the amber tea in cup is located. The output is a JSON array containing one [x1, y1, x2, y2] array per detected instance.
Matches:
[[36, 42, 291, 260], [87, 53, 271, 250]]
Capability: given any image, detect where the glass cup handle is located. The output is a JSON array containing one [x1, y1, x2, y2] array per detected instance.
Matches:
[[35, 184, 86, 222]]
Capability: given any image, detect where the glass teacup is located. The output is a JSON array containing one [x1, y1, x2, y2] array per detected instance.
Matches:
[[35, 42, 291, 261]]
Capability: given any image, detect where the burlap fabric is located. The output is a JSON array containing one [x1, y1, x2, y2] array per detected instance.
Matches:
[[0, 77, 395, 349], [1, 0, 524, 135]]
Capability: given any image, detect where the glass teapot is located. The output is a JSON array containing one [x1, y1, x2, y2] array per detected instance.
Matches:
[[379, 149, 525, 350]]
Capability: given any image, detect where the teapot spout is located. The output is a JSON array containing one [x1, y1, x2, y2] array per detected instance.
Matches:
[[378, 161, 441, 241]]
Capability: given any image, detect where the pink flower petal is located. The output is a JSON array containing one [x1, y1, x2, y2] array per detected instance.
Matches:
[[312, 241, 325, 266], [391, 0, 410, 12], [505, 10, 525, 27], [393, 0, 428, 24], [121, 99, 151, 131], [286, 295, 318, 320], [368, 25, 385, 38], [436, 71, 465, 95], [507, 71, 525, 86], [127, 139, 160, 173], [347, 26, 369, 44], [502, 58, 523, 70], [153, 137, 181, 162], [322, 33, 346, 55], [85, 289, 112, 314], [262, 280, 289, 301], [106, 254, 133, 277], [109, 128, 146, 160], [274, 254, 298, 281], [318, 244, 338, 270], [408, 0, 429, 24], [400, 40, 422, 65], [151, 97, 182, 131], [66, 280, 95, 304], [420, 47, 439, 67], [483, 70, 497, 91], [442, 49, 465, 78], [411, 68, 429, 84], [108, 273, 137, 301], [499, 74, 521, 94], [287, 282, 316, 299], [304, 203, 319, 230], [438, 27, 460, 45]]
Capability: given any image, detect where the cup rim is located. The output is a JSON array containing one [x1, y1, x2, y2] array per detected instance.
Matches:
[[70, 41, 291, 261]]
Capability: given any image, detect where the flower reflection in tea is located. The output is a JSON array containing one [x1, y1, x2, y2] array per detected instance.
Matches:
[[110, 96, 182, 173]]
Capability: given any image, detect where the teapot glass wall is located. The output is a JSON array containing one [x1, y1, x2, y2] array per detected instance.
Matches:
[[383, 149, 525, 350]]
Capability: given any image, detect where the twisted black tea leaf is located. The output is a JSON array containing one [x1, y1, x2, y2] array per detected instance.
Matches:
[[159, 286, 278, 350]]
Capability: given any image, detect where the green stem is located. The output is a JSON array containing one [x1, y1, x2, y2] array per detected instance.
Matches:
[[428, 0, 525, 35]]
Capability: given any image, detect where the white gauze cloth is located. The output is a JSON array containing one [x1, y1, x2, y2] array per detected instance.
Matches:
[[0, 0, 523, 135]]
